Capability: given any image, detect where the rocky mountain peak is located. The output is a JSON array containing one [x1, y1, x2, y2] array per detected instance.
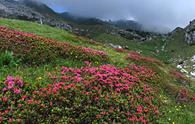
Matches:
[[185, 20, 195, 45], [0, 0, 71, 30], [186, 20, 195, 31]]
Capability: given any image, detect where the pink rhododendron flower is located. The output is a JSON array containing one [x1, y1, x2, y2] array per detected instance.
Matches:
[[6, 76, 14, 81], [2, 88, 7, 91], [136, 105, 143, 114], [14, 88, 21, 94], [2, 97, 8, 102]]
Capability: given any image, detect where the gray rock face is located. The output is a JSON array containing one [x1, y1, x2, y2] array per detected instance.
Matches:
[[190, 71, 195, 78], [109, 43, 122, 49], [118, 29, 153, 41], [185, 31, 195, 45], [191, 55, 195, 62], [0, 0, 72, 31], [185, 20, 195, 45]]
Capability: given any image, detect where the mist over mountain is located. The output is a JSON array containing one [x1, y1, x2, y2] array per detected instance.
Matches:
[[1, 1, 195, 123], [35, 0, 195, 32], [5, 0, 195, 33]]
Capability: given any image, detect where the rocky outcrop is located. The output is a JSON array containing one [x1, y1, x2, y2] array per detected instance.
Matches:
[[185, 20, 195, 45], [118, 29, 153, 41], [0, 0, 72, 31], [171, 27, 184, 35], [109, 43, 122, 49], [191, 55, 195, 62]]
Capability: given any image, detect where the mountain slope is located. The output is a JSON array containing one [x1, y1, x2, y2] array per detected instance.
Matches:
[[160, 25, 195, 79], [110, 19, 142, 31], [0, 0, 161, 49], [0, 18, 195, 123], [60, 12, 153, 42]]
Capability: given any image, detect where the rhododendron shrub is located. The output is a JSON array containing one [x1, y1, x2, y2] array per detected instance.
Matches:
[[126, 51, 162, 66], [0, 26, 109, 65], [176, 88, 189, 103], [0, 64, 160, 123], [114, 48, 127, 53], [43, 63, 159, 123], [125, 64, 157, 82], [0, 76, 27, 123], [175, 88, 195, 103], [170, 69, 190, 85]]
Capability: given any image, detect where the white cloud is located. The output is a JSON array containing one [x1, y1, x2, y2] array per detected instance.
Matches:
[[39, 0, 195, 30]]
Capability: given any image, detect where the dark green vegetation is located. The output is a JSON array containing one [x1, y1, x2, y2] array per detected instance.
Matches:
[[0, 18, 195, 123]]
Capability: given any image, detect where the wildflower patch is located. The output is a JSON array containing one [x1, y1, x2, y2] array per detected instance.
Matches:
[[0, 63, 160, 123], [0, 26, 109, 65]]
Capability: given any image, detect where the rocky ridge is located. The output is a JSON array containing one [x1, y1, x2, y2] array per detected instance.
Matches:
[[0, 0, 72, 30], [185, 20, 195, 45]]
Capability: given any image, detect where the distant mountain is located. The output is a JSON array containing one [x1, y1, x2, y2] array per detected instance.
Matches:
[[60, 12, 106, 25], [60, 13, 142, 31], [170, 19, 195, 45], [109, 20, 142, 31], [0, 0, 71, 30], [0, 0, 158, 42], [22, 0, 58, 18], [60, 12, 153, 41]]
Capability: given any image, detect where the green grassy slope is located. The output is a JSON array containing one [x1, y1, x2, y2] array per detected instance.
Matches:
[[0, 18, 195, 123], [58, 17, 168, 60], [0, 18, 129, 66], [166, 30, 195, 59], [63, 17, 195, 66]]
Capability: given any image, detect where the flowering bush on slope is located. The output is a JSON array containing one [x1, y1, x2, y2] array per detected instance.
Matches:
[[0, 63, 160, 123], [170, 69, 190, 85], [114, 48, 127, 53], [0, 76, 26, 123], [126, 51, 162, 66], [0, 26, 109, 65], [125, 64, 156, 82]]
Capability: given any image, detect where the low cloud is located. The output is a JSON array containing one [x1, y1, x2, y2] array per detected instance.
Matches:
[[39, 0, 195, 31]]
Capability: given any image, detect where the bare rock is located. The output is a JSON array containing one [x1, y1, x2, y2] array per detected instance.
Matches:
[[185, 20, 195, 45]]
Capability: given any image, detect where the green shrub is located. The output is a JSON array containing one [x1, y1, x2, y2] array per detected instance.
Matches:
[[0, 51, 19, 67]]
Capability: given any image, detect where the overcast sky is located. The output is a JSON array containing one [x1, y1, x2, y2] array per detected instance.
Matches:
[[39, 0, 195, 31]]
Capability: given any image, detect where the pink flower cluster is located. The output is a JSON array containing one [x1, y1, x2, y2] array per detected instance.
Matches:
[[0, 26, 109, 65], [176, 88, 189, 103], [170, 69, 189, 84], [114, 48, 127, 53], [125, 64, 156, 82], [0, 76, 24, 123], [47, 63, 160, 123], [2, 76, 23, 94], [83, 47, 107, 57], [126, 51, 162, 65], [0, 63, 161, 123]]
